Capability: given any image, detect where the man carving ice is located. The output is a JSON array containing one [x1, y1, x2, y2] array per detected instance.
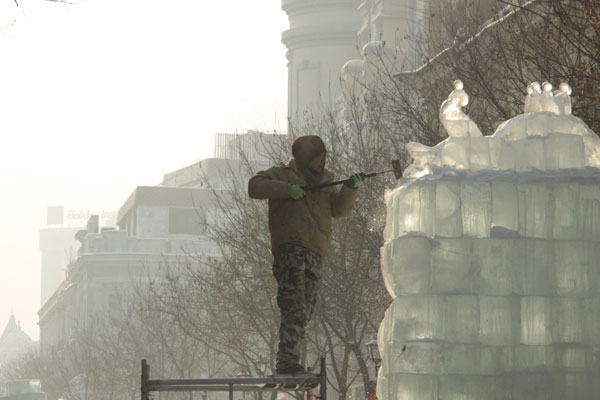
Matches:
[[248, 135, 363, 375]]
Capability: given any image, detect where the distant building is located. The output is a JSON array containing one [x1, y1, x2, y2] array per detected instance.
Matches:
[[214, 130, 287, 161], [38, 132, 279, 351], [281, 0, 362, 129], [1, 380, 46, 400], [39, 207, 117, 306], [38, 185, 222, 351], [281, 0, 507, 133], [357, 0, 430, 68], [0, 314, 36, 366], [281, 0, 442, 130], [39, 226, 80, 307]]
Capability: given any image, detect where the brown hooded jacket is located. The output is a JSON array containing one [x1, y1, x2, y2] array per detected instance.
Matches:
[[248, 136, 358, 258]]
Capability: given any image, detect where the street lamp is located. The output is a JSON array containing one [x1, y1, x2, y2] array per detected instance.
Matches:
[[255, 360, 267, 400], [256, 360, 268, 377], [366, 340, 381, 400], [237, 370, 251, 400], [366, 339, 381, 378]]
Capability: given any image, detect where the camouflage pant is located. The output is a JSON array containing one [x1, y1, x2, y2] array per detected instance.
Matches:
[[273, 243, 322, 369]]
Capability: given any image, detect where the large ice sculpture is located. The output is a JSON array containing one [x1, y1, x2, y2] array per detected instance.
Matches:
[[378, 82, 600, 399]]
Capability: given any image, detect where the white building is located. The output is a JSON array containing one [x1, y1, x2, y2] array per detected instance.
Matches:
[[214, 130, 287, 162], [39, 226, 80, 307], [38, 167, 228, 351], [357, 0, 430, 68], [282, 0, 363, 129], [39, 207, 117, 306], [38, 132, 283, 351], [282, 0, 433, 131]]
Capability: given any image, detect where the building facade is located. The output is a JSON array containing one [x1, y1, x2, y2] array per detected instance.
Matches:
[[282, 0, 441, 131], [281, 0, 363, 129], [213, 130, 287, 161], [39, 207, 117, 306], [38, 172, 226, 351], [358, 0, 430, 68], [37, 133, 279, 352], [39, 226, 80, 307]]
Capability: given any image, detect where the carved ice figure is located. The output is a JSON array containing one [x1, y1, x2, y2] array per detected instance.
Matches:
[[554, 82, 572, 115], [439, 80, 482, 137], [524, 82, 542, 113], [524, 81, 572, 116], [539, 81, 560, 114]]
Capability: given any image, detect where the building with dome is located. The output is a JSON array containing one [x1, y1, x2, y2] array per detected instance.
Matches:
[[0, 314, 36, 367]]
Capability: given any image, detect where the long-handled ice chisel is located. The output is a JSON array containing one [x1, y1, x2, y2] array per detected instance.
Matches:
[[302, 159, 402, 191]]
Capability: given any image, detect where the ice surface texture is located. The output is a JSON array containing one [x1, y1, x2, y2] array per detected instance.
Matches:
[[383, 179, 600, 242], [378, 82, 600, 399], [379, 190, 600, 400]]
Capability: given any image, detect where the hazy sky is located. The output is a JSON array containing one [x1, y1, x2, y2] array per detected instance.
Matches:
[[0, 0, 288, 340]]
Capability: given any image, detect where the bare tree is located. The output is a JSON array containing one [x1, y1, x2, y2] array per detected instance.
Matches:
[[408, 0, 600, 135], [2, 282, 216, 400]]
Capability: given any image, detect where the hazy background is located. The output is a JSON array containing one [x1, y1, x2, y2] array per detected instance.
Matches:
[[0, 0, 288, 340]]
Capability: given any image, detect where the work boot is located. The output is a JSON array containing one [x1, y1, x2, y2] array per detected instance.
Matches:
[[276, 363, 306, 375]]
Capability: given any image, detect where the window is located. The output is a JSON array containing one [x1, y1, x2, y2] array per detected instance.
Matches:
[[168, 207, 205, 235]]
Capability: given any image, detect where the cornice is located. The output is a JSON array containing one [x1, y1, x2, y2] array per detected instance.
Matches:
[[282, 0, 359, 16], [282, 24, 360, 50]]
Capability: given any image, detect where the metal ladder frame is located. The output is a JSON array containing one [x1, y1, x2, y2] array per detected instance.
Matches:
[[141, 357, 327, 400]]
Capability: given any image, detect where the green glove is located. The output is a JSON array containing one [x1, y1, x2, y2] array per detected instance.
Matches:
[[289, 184, 307, 200], [349, 173, 365, 189]]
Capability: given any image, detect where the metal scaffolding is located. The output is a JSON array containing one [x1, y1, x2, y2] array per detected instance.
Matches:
[[141, 357, 327, 400]]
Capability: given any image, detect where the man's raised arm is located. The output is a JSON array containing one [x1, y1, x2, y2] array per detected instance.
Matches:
[[248, 167, 291, 199]]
